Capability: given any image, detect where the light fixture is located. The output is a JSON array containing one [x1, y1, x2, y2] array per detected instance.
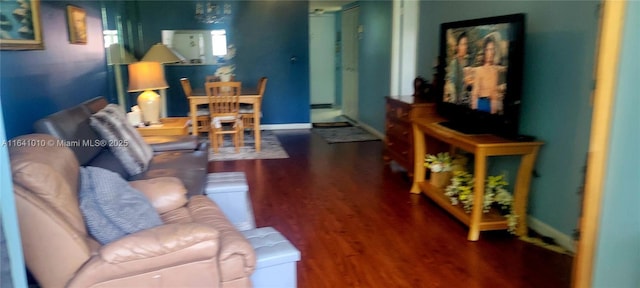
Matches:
[[128, 61, 168, 124], [141, 43, 185, 118], [195, 2, 231, 24]]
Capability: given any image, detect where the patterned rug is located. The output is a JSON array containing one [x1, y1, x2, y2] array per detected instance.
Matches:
[[207, 130, 289, 161], [312, 126, 381, 144]]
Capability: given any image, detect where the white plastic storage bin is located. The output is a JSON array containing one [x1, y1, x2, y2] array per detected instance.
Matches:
[[205, 172, 256, 231]]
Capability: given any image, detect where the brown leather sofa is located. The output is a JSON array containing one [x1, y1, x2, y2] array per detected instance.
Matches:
[[9, 134, 256, 287], [34, 96, 208, 197]]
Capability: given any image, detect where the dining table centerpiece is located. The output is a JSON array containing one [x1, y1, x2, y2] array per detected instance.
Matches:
[[215, 65, 235, 82]]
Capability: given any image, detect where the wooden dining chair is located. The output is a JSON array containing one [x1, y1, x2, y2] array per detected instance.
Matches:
[[180, 78, 210, 134], [240, 77, 268, 135], [205, 75, 219, 83], [205, 81, 244, 153], [205, 75, 235, 83]]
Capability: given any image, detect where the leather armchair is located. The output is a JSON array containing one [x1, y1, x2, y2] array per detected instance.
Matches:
[[9, 134, 255, 287]]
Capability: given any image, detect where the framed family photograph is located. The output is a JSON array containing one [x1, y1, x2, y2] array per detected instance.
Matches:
[[0, 0, 44, 50], [66, 5, 87, 44]]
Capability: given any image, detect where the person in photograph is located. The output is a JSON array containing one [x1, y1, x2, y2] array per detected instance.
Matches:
[[471, 35, 505, 114], [444, 31, 472, 105]]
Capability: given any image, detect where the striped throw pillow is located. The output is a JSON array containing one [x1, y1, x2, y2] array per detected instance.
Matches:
[[90, 104, 153, 176]]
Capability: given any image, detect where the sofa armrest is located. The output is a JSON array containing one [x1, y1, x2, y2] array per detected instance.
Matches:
[[99, 223, 218, 263], [187, 196, 256, 280], [68, 223, 221, 287], [129, 177, 188, 214], [143, 135, 199, 152]]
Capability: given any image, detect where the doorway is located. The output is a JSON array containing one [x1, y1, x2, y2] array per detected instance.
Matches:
[[308, 5, 359, 124], [341, 6, 359, 121]]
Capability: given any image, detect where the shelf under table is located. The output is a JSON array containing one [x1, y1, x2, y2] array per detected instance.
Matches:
[[418, 181, 509, 231]]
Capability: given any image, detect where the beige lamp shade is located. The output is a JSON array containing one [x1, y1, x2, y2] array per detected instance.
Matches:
[[127, 61, 168, 92], [128, 61, 167, 124], [141, 43, 185, 64]]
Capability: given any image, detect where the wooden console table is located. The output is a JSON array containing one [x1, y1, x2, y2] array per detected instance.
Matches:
[[410, 117, 543, 241], [136, 117, 189, 137]]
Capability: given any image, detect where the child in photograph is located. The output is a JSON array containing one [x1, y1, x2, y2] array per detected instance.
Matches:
[[471, 35, 505, 114]]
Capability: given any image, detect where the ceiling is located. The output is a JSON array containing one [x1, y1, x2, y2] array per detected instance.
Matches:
[[308, 0, 355, 13]]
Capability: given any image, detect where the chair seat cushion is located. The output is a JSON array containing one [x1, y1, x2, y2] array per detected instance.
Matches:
[[79, 166, 163, 244], [212, 116, 242, 129], [188, 109, 210, 117]]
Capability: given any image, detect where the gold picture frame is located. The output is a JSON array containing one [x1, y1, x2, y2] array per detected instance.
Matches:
[[0, 0, 44, 50], [66, 5, 87, 44]]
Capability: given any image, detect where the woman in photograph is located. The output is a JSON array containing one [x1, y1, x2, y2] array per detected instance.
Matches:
[[444, 31, 472, 105], [471, 35, 505, 114]]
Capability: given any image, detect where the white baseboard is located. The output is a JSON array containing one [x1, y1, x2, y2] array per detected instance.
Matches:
[[260, 123, 312, 130], [355, 122, 385, 139], [527, 216, 576, 253]]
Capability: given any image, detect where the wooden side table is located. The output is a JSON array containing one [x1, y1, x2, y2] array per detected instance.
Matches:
[[411, 116, 543, 241], [136, 117, 190, 137]]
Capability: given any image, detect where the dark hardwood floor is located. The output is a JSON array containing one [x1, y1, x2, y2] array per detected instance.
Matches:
[[209, 130, 573, 288]]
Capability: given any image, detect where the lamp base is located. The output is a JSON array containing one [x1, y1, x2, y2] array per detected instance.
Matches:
[[137, 90, 161, 124]]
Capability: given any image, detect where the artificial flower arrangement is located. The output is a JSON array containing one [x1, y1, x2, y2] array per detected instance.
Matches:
[[424, 152, 453, 188], [444, 171, 518, 233], [424, 152, 452, 172], [424, 152, 469, 188], [214, 65, 235, 81]]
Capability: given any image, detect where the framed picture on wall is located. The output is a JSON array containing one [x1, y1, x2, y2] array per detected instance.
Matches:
[[0, 0, 44, 50], [66, 5, 87, 44]]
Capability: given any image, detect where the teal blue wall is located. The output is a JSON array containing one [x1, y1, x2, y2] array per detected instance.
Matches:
[[233, 1, 310, 124], [593, 2, 640, 286], [417, 1, 599, 237], [358, 1, 392, 132], [0, 1, 107, 139], [130, 1, 310, 124]]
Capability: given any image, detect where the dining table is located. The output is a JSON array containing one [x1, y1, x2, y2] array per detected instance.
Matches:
[[189, 87, 263, 152]]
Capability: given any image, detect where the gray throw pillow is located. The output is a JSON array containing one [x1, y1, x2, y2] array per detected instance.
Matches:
[[79, 166, 163, 245], [90, 104, 153, 176]]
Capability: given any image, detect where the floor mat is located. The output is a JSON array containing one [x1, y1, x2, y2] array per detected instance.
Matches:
[[311, 126, 380, 144], [312, 122, 353, 128]]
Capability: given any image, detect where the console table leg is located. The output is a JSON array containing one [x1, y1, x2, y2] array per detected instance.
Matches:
[[468, 152, 487, 241], [410, 124, 426, 194], [513, 148, 540, 236]]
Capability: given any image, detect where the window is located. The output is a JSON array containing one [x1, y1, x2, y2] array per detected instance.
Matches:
[[211, 29, 227, 56], [103, 30, 118, 48]]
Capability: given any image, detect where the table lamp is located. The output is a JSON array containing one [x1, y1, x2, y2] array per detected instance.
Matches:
[[141, 43, 185, 117], [128, 61, 168, 124]]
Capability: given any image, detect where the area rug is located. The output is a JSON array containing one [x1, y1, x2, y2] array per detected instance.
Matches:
[[207, 130, 289, 161], [312, 126, 380, 144], [312, 122, 353, 128]]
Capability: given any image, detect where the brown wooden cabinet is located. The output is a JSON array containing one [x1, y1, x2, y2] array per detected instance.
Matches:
[[383, 96, 438, 175]]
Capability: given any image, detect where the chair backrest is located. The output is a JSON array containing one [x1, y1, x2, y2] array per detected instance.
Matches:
[[205, 75, 218, 83], [258, 77, 268, 97], [205, 81, 242, 117], [180, 78, 192, 100]]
